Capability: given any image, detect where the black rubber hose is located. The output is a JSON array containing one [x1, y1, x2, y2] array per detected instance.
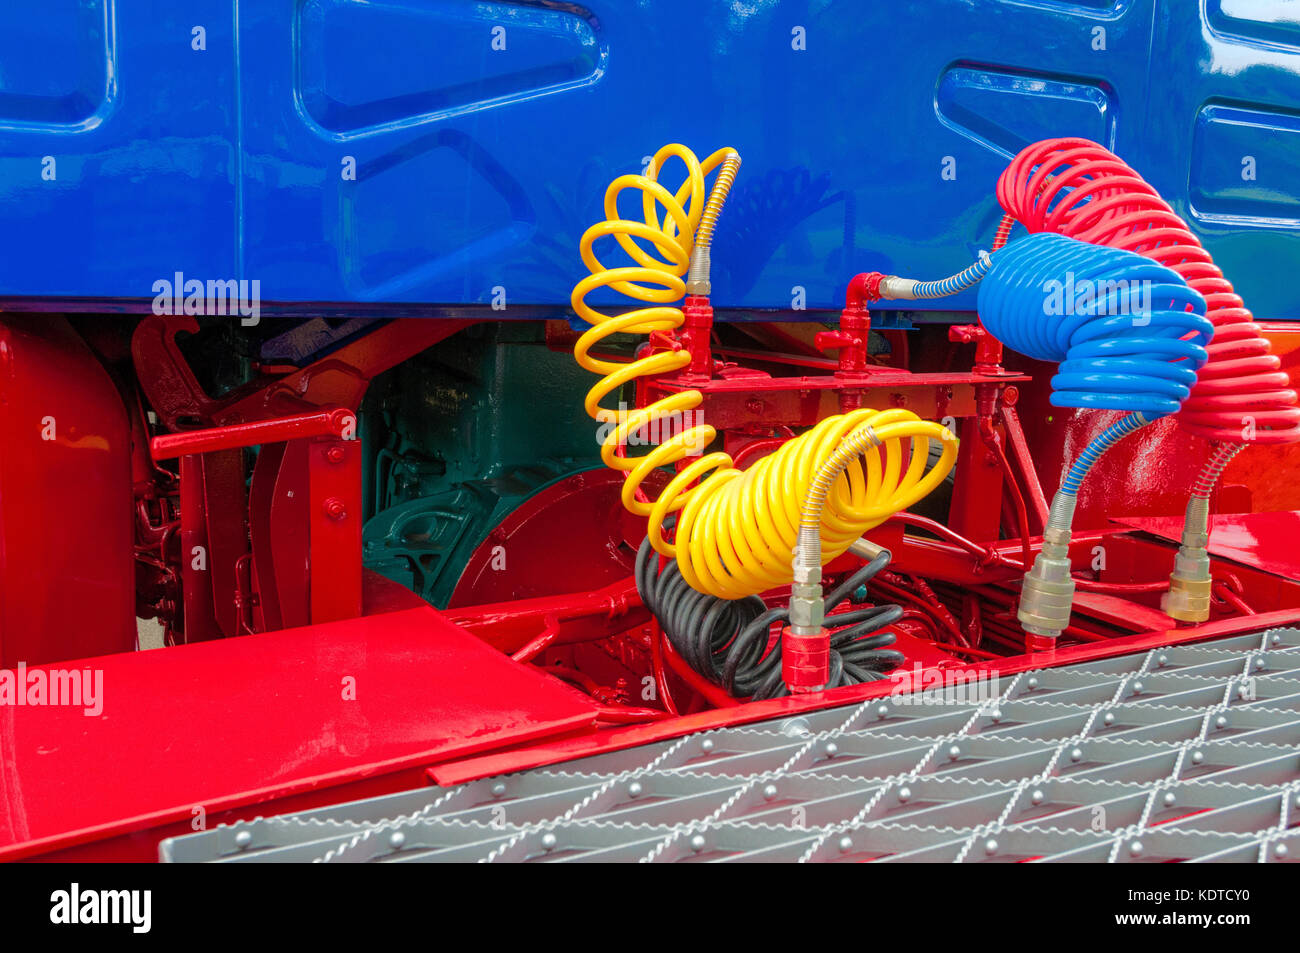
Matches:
[[636, 536, 906, 701]]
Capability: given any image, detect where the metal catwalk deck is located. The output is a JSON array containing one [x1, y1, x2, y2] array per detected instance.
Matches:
[[162, 627, 1300, 863]]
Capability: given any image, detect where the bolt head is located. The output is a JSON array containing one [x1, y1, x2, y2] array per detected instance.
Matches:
[[1163, 792, 1176, 807], [701, 738, 714, 753], [897, 786, 912, 803], [1216, 715, 1228, 729], [1275, 843, 1289, 859], [389, 831, 405, 849], [541, 832, 557, 850], [1069, 747, 1083, 762], [838, 835, 853, 852], [1031, 789, 1045, 805], [234, 830, 252, 849], [628, 782, 643, 798], [762, 784, 778, 801], [1103, 712, 1115, 726], [491, 782, 507, 797], [1129, 841, 1143, 856], [984, 839, 998, 856], [1191, 751, 1204, 765], [1132, 681, 1144, 695], [947, 745, 962, 761], [990, 709, 1002, 723], [1156, 654, 1168, 668], [1026, 677, 1039, 690], [689, 834, 706, 852], [779, 718, 812, 738], [876, 704, 890, 719], [824, 742, 839, 758]]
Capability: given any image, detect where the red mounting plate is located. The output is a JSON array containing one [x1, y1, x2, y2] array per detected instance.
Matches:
[[0, 606, 598, 860], [1112, 510, 1300, 582]]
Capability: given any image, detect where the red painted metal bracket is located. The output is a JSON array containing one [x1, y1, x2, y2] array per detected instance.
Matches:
[[151, 407, 363, 625]]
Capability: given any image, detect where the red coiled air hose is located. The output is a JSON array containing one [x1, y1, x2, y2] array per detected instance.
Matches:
[[995, 137, 1300, 445]]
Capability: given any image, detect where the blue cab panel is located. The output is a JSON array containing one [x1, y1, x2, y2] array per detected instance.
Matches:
[[1, 1, 1299, 318]]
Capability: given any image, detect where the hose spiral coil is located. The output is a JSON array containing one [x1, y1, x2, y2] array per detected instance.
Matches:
[[977, 232, 1212, 417], [996, 137, 1300, 444], [571, 144, 958, 600], [636, 536, 903, 699]]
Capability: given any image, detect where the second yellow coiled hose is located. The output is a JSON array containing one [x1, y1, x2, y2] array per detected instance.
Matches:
[[570, 143, 958, 600]]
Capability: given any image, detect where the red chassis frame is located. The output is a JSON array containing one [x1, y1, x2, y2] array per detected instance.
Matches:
[[4, 309, 1300, 861]]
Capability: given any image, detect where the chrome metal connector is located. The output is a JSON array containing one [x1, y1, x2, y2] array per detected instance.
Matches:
[[1018, 493, 1077, 641], [848, 537, 888, 561], [789, 551, 824, 636], [685, 246, 711, 296], [877, 276, 917, 299], [1162, 496, 1212, 623]]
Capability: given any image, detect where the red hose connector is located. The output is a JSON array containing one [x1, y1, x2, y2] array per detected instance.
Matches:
[[817, 275, 883, 382], [846, 272, 887, 307], [679, 294, 715, 380], [996, 137, 1300, 445], [825, 299, 871, 375], [781, 626, 830, 693]]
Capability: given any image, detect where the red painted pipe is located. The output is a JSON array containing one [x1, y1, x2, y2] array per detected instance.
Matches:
[[151, 407, 355, 460]]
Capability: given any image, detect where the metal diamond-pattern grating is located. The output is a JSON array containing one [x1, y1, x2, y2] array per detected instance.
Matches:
[[161, 627, 1300, 863]]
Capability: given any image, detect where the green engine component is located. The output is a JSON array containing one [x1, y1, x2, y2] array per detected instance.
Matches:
[[362, 463, 597, 608], [359, 322, 598, 608]]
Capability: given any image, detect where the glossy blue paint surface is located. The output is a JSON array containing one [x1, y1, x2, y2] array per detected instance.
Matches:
[[1, 0, 1298, 317]]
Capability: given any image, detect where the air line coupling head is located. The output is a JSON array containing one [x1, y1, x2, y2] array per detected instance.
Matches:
[[1161, 497, 1213, 623], [782, 625, 830, 693], [1018, 494, 1077, 648]]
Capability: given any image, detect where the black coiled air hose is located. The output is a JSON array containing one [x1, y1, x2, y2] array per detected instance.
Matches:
[[635, 535, 905, 700]]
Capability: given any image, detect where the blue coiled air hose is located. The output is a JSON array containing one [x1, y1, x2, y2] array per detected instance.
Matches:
[[975, 231, 1211, 503], [884, 232, 1211, 642], [977, 232, 1212, 417], [982, 233, 1210, 641]]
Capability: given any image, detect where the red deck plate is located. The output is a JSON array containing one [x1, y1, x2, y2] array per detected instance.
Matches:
[[0, 606, 598, 855], [1112, 511, 1300, 582]]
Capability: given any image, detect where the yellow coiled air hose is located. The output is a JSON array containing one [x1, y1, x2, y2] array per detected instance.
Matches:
[[570, 143, 958, 600]]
